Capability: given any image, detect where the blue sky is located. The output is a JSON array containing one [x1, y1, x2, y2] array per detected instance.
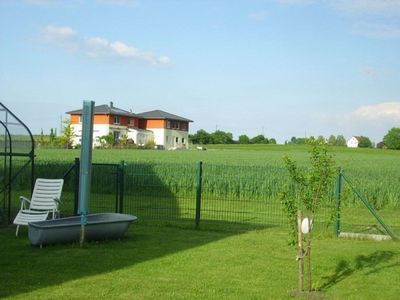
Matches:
[[1, 0, 400, 143]]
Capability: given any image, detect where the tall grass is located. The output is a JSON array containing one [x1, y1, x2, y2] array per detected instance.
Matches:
[[3, 146, 399, 229]]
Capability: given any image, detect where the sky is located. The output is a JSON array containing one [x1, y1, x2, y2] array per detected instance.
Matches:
[[1, 0, 400, 144]]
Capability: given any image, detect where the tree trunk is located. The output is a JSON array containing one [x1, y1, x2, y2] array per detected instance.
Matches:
[[307, 217, 312, 292], [297, 210, 304, 292]]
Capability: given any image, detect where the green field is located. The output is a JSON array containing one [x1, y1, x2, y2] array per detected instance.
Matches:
[[5, 144, 400, 235], [34, 145, 400, 208]]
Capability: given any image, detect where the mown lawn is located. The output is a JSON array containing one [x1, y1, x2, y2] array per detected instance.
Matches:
[[1, 222, 399, 299]]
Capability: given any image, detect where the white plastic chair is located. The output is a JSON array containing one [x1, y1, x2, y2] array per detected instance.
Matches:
[[13, 178, 64, 236]]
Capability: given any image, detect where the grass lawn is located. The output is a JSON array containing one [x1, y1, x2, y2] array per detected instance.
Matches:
[[1, 222, 399, 299]]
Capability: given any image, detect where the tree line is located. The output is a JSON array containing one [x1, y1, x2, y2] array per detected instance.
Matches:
[[189, 129, 277, 145], [37, 122, 400, 151]]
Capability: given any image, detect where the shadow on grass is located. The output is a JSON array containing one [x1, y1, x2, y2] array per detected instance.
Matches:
[[0, 220, 272, 298], [320, 250, 399, 290]]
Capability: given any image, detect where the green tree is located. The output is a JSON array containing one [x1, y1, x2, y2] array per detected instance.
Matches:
[[327, 135, 336, 145], [58, 120, 76, 149], [280, 142, 336, 292], [49, 128, 56, 145], [269, 138, 277, 144], [190, 129, 211, 144], [98, 133, 115, 148], [211, 130, 233, 144], [119, 134, 128, 147], [357, 136, 372, 148], [335, 135, 346, 146], [383, 127, 400, 150], [251, 134, 268, 144], [316, 135, 325, 144], [238, 134, 250, 144], [39, 129, 45, 146]]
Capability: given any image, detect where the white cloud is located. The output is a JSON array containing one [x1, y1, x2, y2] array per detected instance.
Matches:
[[329, 1, 400, 39], [353, 102, 400, 121], [40, 25, 171, 66], [315, 102, 400, 142], [41, 25, 78, 52], [333, 0, 400, 15], [85, 37, 172, 66], [272, 0, 400, 39]]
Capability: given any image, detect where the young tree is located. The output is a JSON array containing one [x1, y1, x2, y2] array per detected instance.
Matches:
[[281, 142, 336, 293], [58, 120, 76, 149], [383, 127, 400, 150], [49, 128, 56, 145], [39, 129, 45, 146], [269, 138, 277, 144]]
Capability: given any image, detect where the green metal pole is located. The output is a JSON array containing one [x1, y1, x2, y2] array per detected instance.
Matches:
[[342, 172, 397, 240], [119, 160, 125, 214], [74, 157, 80, 215], [195, 161, 203, 229], [335, 168, 342, 236], [79, 100, 95, 247]]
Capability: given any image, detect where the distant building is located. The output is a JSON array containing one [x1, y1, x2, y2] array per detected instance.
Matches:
[[66, 102, 193, 149], [346, 136, 359, 148]]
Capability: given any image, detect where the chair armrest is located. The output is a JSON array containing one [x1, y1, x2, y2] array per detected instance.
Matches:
[[53, 197, 61, 206], [19, 196, 31, 209]]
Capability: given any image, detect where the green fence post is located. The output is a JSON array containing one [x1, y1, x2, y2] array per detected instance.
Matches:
[[195, 161, 203, 229], [119, 160, 124, 214], [335, 168, 342, 236], [74, 157, 80, 215], [115, 164, 119, 213]]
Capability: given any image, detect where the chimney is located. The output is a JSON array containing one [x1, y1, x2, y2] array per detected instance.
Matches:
[[110, 101, 113, 108]]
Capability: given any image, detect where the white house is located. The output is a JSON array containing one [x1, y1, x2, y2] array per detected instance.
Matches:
[[346, 136, 359, 148], [67, 102, 193, 149]]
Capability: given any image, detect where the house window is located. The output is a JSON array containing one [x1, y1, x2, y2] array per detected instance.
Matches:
[[166, 136, 169, 142], [172, 121, 180, 130], [113, 116, 120, 124], [166, 121, 171, 129], [78, 116, 82, 123], [176, 137, 179, 143], [182, 138, 185, 143]]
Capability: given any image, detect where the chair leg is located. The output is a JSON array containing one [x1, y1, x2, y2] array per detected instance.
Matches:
[[16, 225, 20, 237]]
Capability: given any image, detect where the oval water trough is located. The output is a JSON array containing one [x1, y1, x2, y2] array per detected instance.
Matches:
[[28, 213, 138, 247]]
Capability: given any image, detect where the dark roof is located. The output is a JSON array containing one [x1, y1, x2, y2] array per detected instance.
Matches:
[[66, 104, 137, 117], [137, 110, 193, 122]]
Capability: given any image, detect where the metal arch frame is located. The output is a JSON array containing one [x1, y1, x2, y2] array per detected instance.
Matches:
[[0, 102, 35, 224], [0, 120, 12, 223]]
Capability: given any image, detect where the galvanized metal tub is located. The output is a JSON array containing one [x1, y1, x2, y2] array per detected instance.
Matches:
[[28, 213, 137, 246]]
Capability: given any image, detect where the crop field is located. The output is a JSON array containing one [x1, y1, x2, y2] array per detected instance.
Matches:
[[4, 145, 400, 236]]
